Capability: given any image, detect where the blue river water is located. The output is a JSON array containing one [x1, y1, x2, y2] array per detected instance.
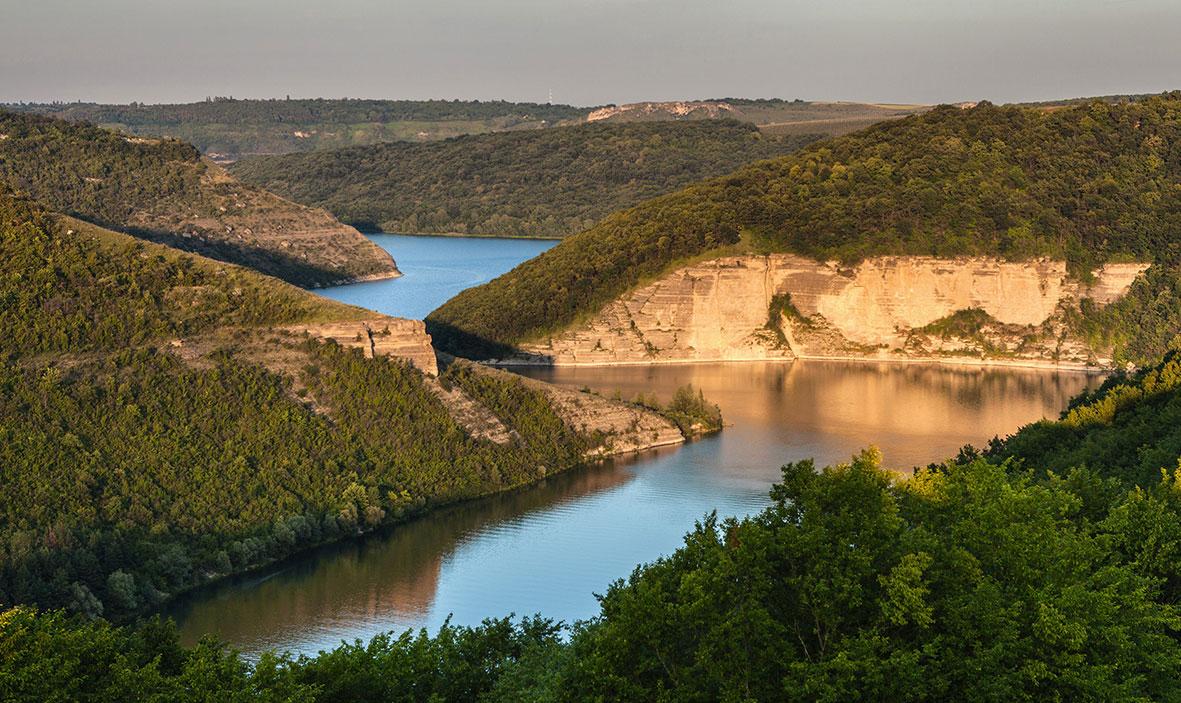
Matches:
[[170, 234, 1099, 658], [317, 233, 556, 319]]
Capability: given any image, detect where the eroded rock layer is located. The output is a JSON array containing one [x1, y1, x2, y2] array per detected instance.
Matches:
[[516, 255, 1149, 368], [285, 317, 439, 375]]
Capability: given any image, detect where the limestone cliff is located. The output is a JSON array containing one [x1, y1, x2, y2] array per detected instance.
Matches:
[[285, 317, 439, 375], [512, 255, 1149, 369]]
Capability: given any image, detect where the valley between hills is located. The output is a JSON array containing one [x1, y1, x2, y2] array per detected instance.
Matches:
[[5, 90, 1181, 701]]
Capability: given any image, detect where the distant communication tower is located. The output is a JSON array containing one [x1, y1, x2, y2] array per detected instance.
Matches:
[[548, 88, 553, 105]]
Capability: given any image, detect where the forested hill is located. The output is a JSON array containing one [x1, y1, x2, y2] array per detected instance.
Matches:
[[4, 98, 920, 161], [427, 94, 1181, 361], [0, 110, 397, 287], [6, 353, 1181, 701], [5, 98, 588, 159], [230, 120, 822, 238], [0, 188, 675, 623]]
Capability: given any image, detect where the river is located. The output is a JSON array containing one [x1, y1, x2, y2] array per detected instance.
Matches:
[[170, 234, 1101, 657]]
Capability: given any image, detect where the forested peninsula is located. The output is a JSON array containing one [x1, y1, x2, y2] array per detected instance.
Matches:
[[0, 187, 696, 625], [427, 95, 1181, 366]]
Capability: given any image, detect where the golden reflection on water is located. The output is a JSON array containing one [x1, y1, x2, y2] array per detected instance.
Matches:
[[172, 361, 1098, 655], [526, 361, 1100, 471]]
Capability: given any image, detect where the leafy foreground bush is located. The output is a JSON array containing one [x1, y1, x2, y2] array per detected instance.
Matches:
[[9, 447, 1181, 699]]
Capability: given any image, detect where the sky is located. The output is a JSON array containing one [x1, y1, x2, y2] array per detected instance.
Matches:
[[1, 0, 1179, 107]]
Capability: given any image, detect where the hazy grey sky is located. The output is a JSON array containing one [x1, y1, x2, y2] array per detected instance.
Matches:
[[2, 0, 1179, 106]]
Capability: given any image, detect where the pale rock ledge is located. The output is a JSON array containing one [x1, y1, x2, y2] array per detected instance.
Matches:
[[513, 255, 1149, 368]]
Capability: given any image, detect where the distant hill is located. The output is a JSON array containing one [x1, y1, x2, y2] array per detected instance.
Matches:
[[427, 95, 1181, 364], [5, 98, 925, 161], [0, 187, 686, 621], [589, 98, 928, 137], [4, 98, 589, 161], [230, 120, 823, 238], [0, 110, 397, 286]]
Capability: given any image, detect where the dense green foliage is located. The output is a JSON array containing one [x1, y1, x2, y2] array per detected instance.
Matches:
[[0, 607, 563, 702], [10, 350, 1181, 700], [0, 189, 346, 360], [0, 109, 393, 286], [7, 341, 1181, 701], [988, 352, 1181, 487], [0, 342, 589, 620], [231, 121, 820, 238], [428, 95, 1181, 359], [0, 110, 205, 227], [0, 193, 598, 622], [6, 98, 589, 159]]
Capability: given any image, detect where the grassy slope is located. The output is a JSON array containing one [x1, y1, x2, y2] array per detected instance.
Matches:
[[427, 95, 1181, 361], [0, 189, 605, 621], [230, 120, 822, 238], [0, 109, 396, 286]]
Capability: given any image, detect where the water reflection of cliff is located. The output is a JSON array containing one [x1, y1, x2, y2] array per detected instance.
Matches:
[[521, 361, 1099, 471], [171, 457, 643, 652]]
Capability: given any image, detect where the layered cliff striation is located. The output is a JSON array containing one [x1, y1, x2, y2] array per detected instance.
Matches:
[[428, 94, 1181, 367], [0, 109, 398, 287], [509, 254, 1148, 368]]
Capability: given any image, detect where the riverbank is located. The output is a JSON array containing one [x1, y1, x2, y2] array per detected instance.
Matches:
[[487, 353, 1114, 374], [360, 229, 563, 241], [143, 365, 694, 627]]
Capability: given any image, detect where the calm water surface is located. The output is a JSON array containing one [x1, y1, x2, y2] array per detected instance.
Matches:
[[318, 233, 556, 319], [171, 236, 1101, 658]]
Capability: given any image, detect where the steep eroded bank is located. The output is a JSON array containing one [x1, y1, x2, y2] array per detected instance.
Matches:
[[507, 255, 1148, 368]]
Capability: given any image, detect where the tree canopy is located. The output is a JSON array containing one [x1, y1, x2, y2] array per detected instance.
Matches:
[[230, 120, 820, 238]]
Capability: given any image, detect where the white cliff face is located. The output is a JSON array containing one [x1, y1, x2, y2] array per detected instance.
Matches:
[[518, 255, 1149, 368]]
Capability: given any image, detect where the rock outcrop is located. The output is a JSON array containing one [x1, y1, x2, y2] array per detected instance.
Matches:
[[514, 255, 1149, 369], [586, 101, 739, 122], [516, 375, 686, 457], [285, 317, 438, 375], [439, 361, 686, 457]]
